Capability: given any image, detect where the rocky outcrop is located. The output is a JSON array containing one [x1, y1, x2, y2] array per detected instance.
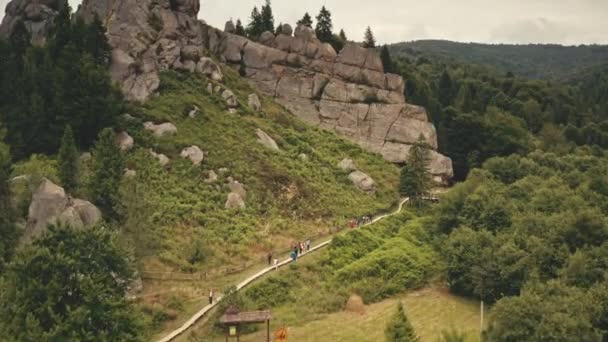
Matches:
[[74, 0, 221, 101], [348, 171, 376, 193], [338, 158, 357, 173], [0, 0, 65, 45], [225, 192, 245, 209], [22, 179, 102, 244], [207, 25, 453, 180]]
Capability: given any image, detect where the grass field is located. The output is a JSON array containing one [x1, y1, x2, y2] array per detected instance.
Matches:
[[185, 284, 482, 342]]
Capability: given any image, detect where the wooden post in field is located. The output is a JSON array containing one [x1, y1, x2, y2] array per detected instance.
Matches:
[[480, 300, 484, 340]]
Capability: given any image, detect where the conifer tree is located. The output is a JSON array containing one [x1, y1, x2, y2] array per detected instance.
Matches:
[[315, 6, 333, 43], [0, 132, 18, 271], [235, 19, 246, 36], [88, 128, 124, 218], [385, 303, 419, 342], [9, 20, 30, 61], [297, 12, 313, 27], [246, 6, 263, 39], [260, 0, 275, 33], [339, 29, 347, 42], [380, 45, 396, 74], [399, 135, 431, 203], [363, 26, 376, 48], [85, 15, 112, 66], [0, 225, 143, 340], [57, 125, 79, 193]]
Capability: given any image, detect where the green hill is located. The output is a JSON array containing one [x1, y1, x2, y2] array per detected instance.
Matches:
[[389, 40, 608, 79]]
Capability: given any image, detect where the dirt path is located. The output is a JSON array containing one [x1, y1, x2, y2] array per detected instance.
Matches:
[[157, 198, 410, 342]]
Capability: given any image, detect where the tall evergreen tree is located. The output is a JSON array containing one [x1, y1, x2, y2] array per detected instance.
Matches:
[[235, 19, 246, 36], [399, 135, 431, 203], [0, 225, 143, 340], [0, 129, 18, 271], [339, 29, 347, 42], [49, 1, 72, 58], [57, 125, 79, 193], [380, 45, 396, 74], [438, 69, 454, 107], [260, 0, 275, 33], [84, 15, 112, 66], [385, 303, 419, 342], [88, 128, 124, 218], [315, 6, 333, 43], [9, 20, 31, 61], [245, 6, 263, 39], [363, 26, 376, 48], [297, 12, 313, 27]]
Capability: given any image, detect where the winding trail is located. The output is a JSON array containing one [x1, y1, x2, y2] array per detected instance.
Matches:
[[157, 198, 410, 342]]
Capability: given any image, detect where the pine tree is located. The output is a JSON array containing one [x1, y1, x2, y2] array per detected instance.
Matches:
[[339, 29, 347, 42], [363, 26, 376, 48], [385, 303, 419, 342], [260, 0, 275, 33], [297, 12, 313, 27], [399, 135, 431, 203], [50, 1, 72, 58], [380, 45, 396, 74], [235, 19, 246, 36], [84, 14, 111, 66], [315, 6, 333, 43], [57, 125, 79, 193], [246, 6, 263, 39], [9, 20, 31, 61], [0, 132, 18, 271], [88, 128, 124, 218], [438, 69, 454, 107], [0, 225, 144, 340]]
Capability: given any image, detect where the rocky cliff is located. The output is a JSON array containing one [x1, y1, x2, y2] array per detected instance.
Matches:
[[0, 0, 453, 180], [0, 0, 66, 45], [207, 26, 453, 180]]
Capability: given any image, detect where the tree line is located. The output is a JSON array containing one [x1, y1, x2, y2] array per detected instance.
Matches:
[[227, 1, 378, 53]]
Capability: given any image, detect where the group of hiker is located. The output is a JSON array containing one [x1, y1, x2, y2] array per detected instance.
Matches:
[[349, 213, 373, 229]]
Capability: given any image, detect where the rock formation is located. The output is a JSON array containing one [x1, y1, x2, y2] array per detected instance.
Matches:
[[0, 0, 65, 45], [116, 131, 134, 151], [144, 121, 178, 137], [3, 0, 454, 180], [256, 128, 279, 151], [180, 145, 204, 165], [206, 25, 453, 181], [22, 179, 102, 244]]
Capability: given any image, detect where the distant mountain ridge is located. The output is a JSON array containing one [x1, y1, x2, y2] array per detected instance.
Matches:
[[389, 39, 608, 80]]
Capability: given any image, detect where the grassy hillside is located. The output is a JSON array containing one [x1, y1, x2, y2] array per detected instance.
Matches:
[[390, 40, 608, 79]]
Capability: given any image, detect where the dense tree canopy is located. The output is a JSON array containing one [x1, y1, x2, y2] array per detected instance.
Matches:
[[0, 6, 122, 159], [0, 225, 143, 341]]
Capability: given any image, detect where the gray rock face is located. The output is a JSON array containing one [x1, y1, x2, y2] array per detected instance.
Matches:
[[256, 128, 279, 151], [74, 0, 220, 101], [22, 179, 102, 244], [208, 27, 453, 180], [180, 145, 204, 165], [0, 0, 65, 45]]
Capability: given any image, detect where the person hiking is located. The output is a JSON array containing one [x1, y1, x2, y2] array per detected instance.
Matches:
[[293, 244, 299, 257], [290, 251, 297, 261], [208, 289, 214, 305], [299, 241, 305, 254], [306, 239, 311, 251], [267, 251, 272, 265]]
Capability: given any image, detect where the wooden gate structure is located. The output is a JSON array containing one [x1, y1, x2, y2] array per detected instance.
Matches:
[[219, 307, 272, 342]]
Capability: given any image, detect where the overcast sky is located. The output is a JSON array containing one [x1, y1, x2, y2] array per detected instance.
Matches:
[[1, 0, 607, 45]]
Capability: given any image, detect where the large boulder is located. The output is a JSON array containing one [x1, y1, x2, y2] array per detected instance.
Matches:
[[256, 129, 279, 151], [225, 192, 245, 209], [180, 145, 204, 165], [222, 89, 239, 108], [22, 179, 102, 244], [348, 171, 376, 193], [116, 131, 134, 151], [144, 122, 178, 137], [228, 180, 247, 200]]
